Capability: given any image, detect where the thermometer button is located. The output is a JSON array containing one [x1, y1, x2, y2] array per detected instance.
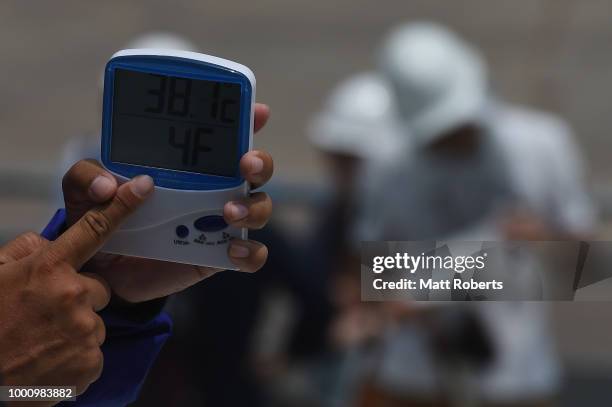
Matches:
[[175, 225, 190, 239], [194, 216, 228, 233]]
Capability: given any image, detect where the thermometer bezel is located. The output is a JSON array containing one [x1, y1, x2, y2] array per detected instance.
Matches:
[[101, 53, 253, 190]]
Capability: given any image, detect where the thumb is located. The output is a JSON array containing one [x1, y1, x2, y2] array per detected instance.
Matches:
[[0, 232, 48, 264], [46, 175, 154, 269]]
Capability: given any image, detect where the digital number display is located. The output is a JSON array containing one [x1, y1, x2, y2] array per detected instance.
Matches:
[[110, 68, 241, 177]]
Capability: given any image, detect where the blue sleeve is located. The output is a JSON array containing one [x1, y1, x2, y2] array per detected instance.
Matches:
[[42, 210, 172, 407]]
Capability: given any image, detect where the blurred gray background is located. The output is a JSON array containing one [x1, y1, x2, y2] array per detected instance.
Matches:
[[2, 0, 612, 399]]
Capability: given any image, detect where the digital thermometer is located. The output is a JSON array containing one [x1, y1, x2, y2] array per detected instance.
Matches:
[[100, 49, 255, 270]]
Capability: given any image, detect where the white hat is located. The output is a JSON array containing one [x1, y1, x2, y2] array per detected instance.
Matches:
[[379, 22, 488, 145], [308, 72, 402, 159], [124, 32, 198, 52], [100, 32, 199, 90]]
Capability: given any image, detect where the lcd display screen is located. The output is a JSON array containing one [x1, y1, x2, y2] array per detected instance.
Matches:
[[110, 68, 241, 177]]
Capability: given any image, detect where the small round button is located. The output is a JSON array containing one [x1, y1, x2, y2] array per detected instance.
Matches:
[[175, 225, 189, 239]]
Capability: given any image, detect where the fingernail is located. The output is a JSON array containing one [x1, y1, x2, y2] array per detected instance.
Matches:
[[228, 202, 248, 220], [130, 175, 154, 198], [248, 156, 264, 174], [89, 176, 115, 200], [229, 243, 250, 258]]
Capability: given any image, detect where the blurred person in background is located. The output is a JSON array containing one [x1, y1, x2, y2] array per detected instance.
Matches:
[[367, 21, 594, 242], [304, 73, 406, 405], [308, 70, 403, 350], [350, 21, 595, 406]]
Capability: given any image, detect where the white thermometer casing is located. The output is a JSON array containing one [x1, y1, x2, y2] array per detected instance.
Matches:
[[100, 49, 255, 270]]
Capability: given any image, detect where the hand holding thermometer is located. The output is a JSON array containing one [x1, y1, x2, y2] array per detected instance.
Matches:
[[100, 49, 255, 270]]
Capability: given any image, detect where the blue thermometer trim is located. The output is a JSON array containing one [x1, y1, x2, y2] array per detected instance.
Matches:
[[101, 55, 252, 190]]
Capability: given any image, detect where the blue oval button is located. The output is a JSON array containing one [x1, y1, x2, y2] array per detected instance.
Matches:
[[194, 215, 228, 233]]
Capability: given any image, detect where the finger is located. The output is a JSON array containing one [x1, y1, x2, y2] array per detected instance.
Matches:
[[63, 159, 117, 203], [254, 103, 270, 133], [79, 272, 111, 312], [240, 150, 273, 190], [223, 192, 272, 229], [227, 240, 268, 272], [69, 347, 103, 396], [82, 348, 104, 391], [48, 175, 154, 269], [63, 159, 118, 226], [0, 232, 48, 264], [92, 310, 107, 345]]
